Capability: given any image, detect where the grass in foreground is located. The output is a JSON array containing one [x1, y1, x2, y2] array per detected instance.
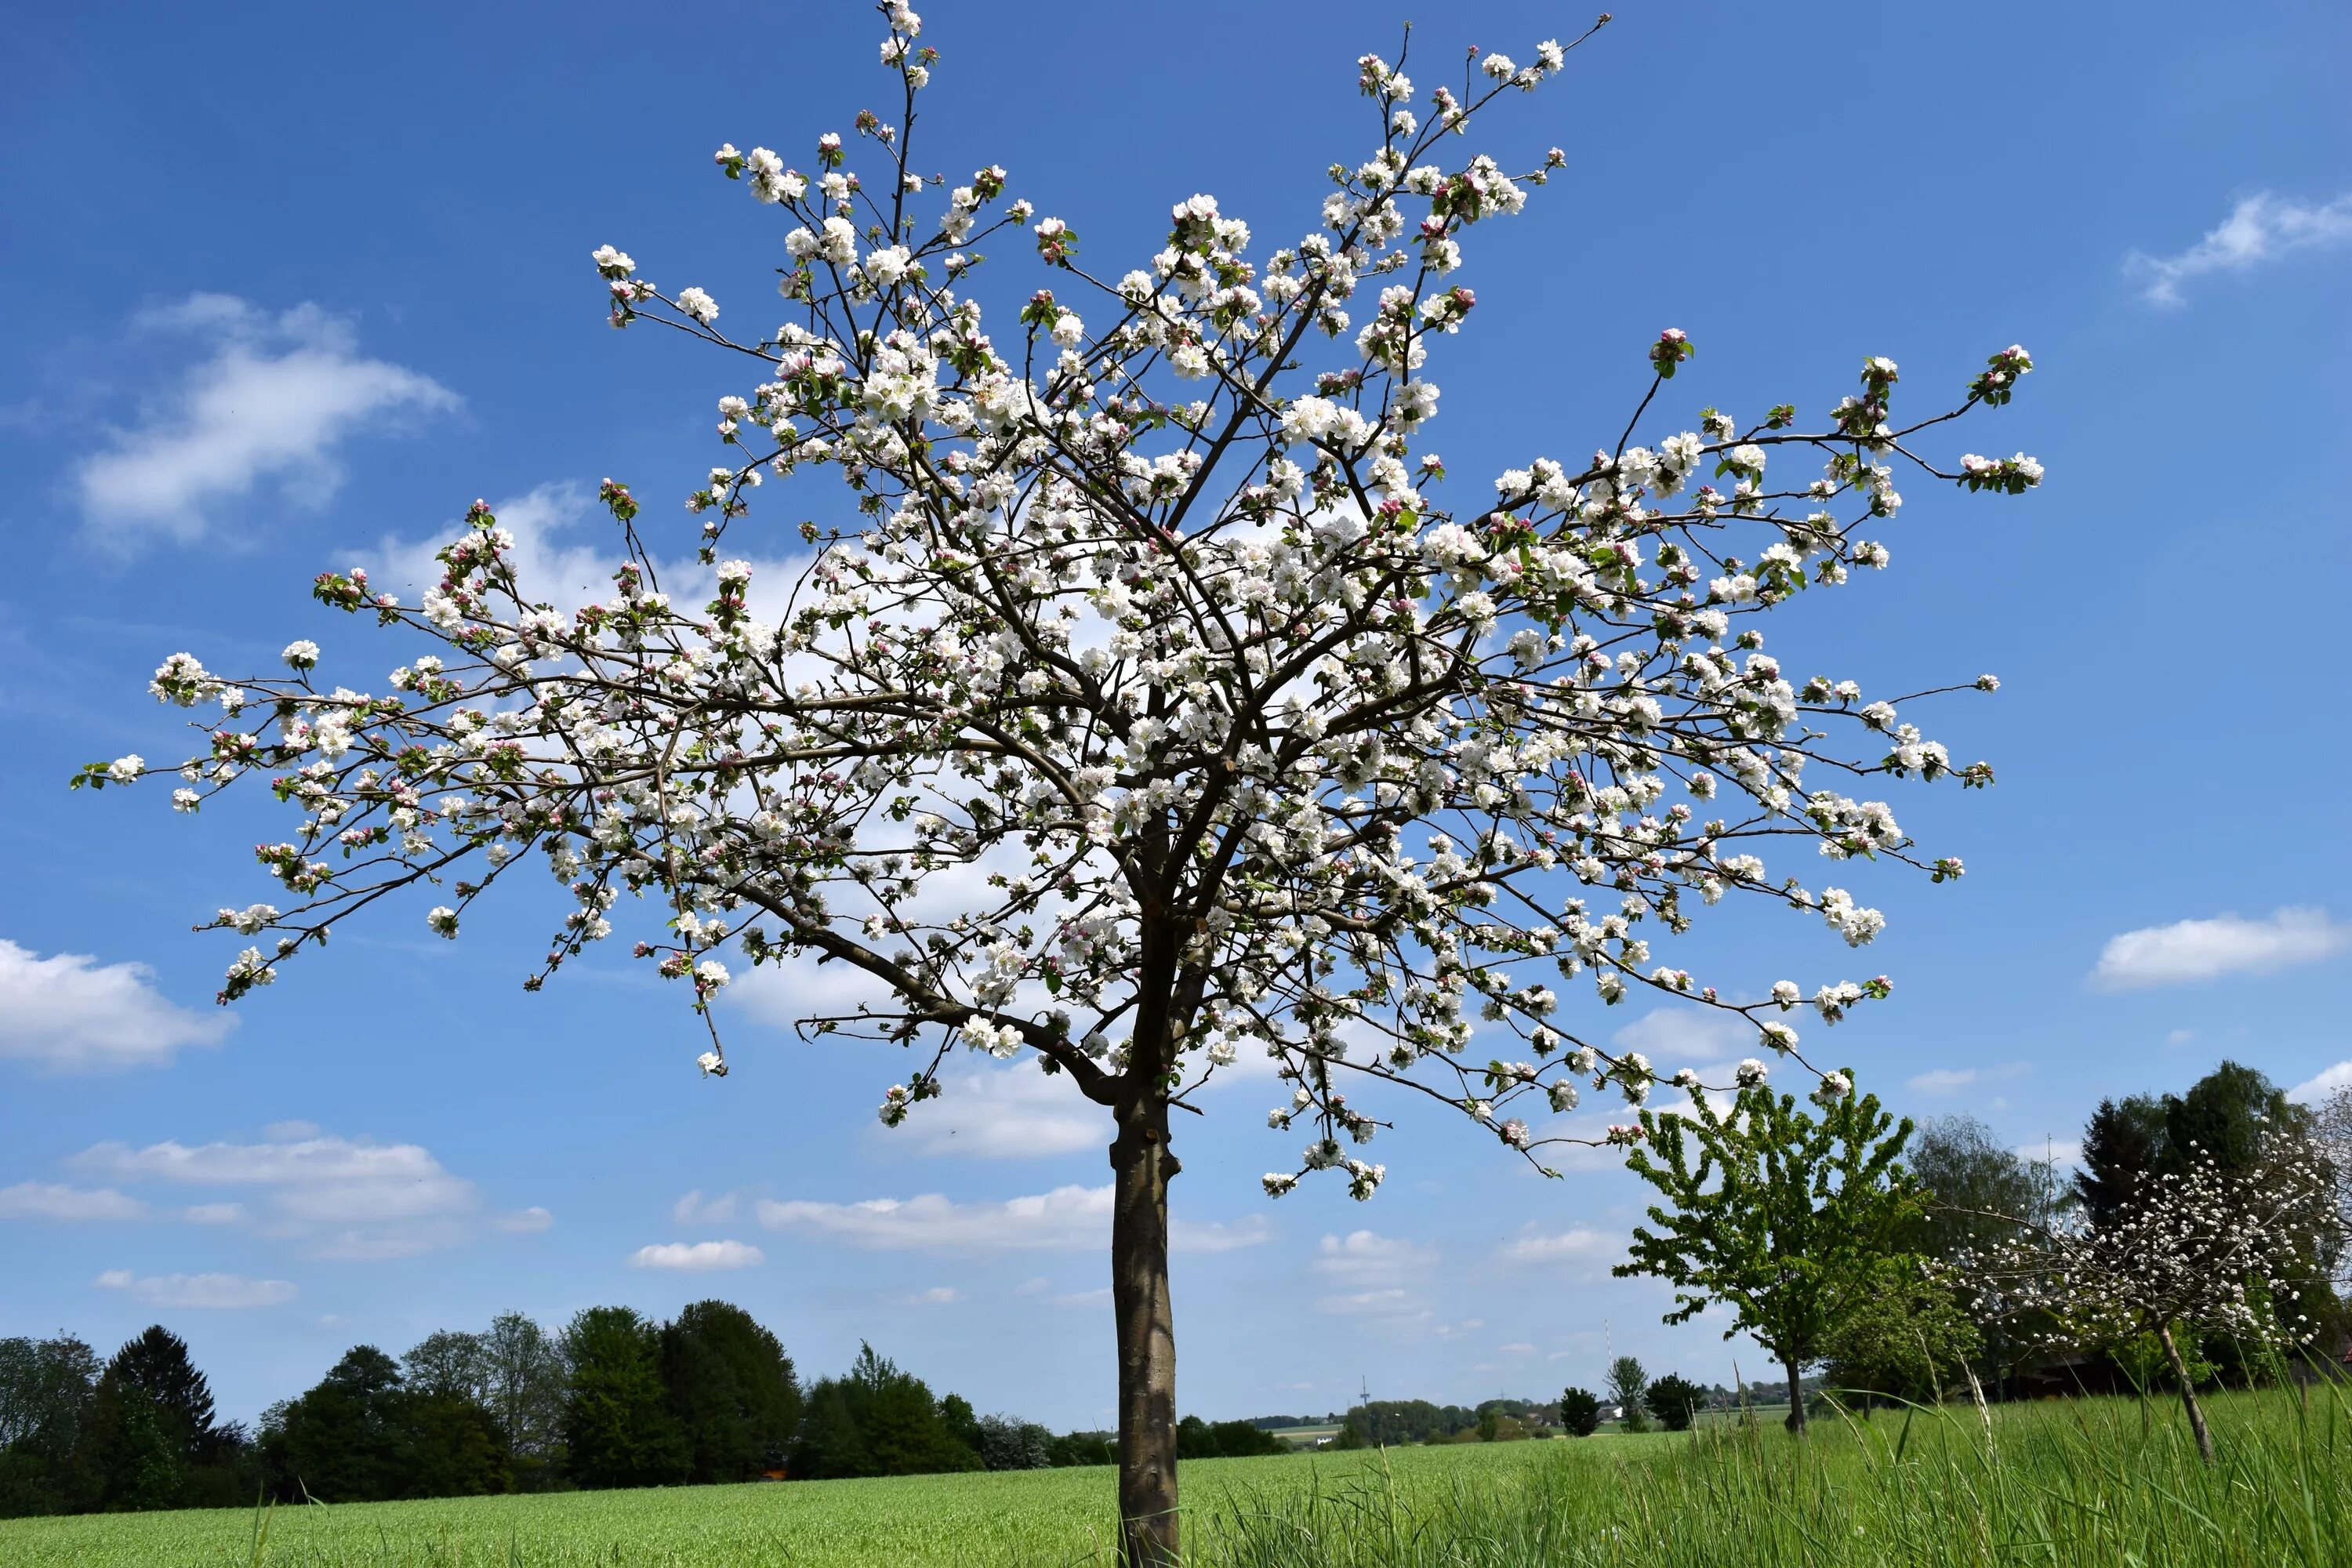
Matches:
[[1, 1389, 2344, 1566]]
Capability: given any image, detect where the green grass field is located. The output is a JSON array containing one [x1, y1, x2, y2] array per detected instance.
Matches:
[[4, 1389, 2347, 1566]]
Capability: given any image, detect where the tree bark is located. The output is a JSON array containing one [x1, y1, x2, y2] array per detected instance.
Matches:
[[2155, 1322, 2214, 1466], [1111, 1099, 1180, 1565], [1784, 1358, 1806, 1436]]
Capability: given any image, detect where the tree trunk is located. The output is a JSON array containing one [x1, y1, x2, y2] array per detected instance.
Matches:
[[1784, 1358, 1806, 1436], [2156, 1322, 2214, 1466], [1110, 1100, 1180, 1565]]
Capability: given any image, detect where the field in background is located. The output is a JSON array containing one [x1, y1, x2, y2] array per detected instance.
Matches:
[[4, 1391, 2347, 1566]]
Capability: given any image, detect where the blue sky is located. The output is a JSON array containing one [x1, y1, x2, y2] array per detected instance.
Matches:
[[2, 0, 2348, 1432]]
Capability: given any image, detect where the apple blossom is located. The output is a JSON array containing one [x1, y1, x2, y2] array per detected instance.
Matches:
[[87, 9, 2044, 1560]]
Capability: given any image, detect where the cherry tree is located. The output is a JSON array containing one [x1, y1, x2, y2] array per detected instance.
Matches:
[[84, 6, 2042, 1558]]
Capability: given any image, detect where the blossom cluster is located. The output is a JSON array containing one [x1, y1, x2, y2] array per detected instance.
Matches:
[[90, 5, 2042, 1198]]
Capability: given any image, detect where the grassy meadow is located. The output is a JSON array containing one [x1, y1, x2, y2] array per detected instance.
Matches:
[[4, 1388, 2347, 1566]]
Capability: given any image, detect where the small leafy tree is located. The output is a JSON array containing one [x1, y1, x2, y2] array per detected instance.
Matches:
[[1556, 1387, 1601, 1437], [82, 7, 2042, 1557], [1643, 1373, 1704, 1432], [1604, 1356, 1649, 1431], [1617, 1068, 1918, 1433]]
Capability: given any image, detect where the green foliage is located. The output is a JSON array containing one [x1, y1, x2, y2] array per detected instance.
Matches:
[[1819, 1265, 1983, 1406], [1644, 1374, 1706, 1432], [1617, 1070, 1919, 1426], [479, 1312, 567, 1489], [975, 1414, 1056, 1471], [1332, 1399, 1484, 1446], [1179, 1416, 1289, 1459], [2113, 1327, 2219, 1393], [559, 1308, 688, 1490], [2075, 1094, 2169, 1230], [1557, 1388, 1602, 1438], [789, 1345, 980, 1481], [658, 1300, 802, 1483], [0, 1335, 100, 1518], [399, 1331, 490, 1404], [1605, 1357, 1647, 1410]]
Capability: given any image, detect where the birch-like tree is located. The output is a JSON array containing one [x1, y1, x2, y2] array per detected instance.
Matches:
[[82, 6, 2041, 1557]]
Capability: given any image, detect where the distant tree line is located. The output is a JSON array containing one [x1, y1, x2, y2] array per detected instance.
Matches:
[[0, 1300, 1276, 1519]]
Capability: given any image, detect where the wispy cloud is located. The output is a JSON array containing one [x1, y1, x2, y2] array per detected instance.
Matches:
[[891, 1065, 1109, 1160], [673, 1189, 741, 1225], [76, 295, 458, 543], [93, 1269, 294, 1309], [1905, 1062, 2027, 1098], [68, 1127, 535, 1258], [898, 1285, 962, 1305], [2126, 192, 2352, 307], [0, 938, 234, 1073], [2092, 906, 2349, 990], [0, 1181, 150, 1221], [1496, 1225, 1617, 1265], [629, 1240, 764, 1271], [1613, 1006, 1751, 1065], [756, 1183, 1269, 1256], [1311, 1230, 1439, 1323]]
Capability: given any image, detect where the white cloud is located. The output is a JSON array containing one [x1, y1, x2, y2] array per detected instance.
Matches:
[[760, 1185, 1107, 1253], [894, 1065, 1108, 1160], [183, 1203, 245, 1225], [755, 1183, 1269, 1256], [1498, 1342, 1537, 1355], [629, 1240, 764, 1271], [0, 938, 234, 1073], [372, 481, 614, 604], [1310, 1230, 1436, 1320], [263, 1120, 322, 1141], [1312, 1229, 1436, 1287], [494, 1207, 554, 1233], [0, 1181, 149, 1221], [2016, 1138, 2082, 1167], [900, 1286, 962, 1305], [93, 1269, 294, 1309], [2165, 1029, 2197, 1047], [2290, 1062, 2352, 1105], [673, 1189, 741, 1225], [2126, 191, 2352, 307], [1174, 1214, 1272, 1253], [2092, 906, 2349, 991], [70, 1129, 503, 1258], [1497, 1225, 1616, 1264], [77, 296, 458, 543], [1613, 1006, 1750, 1065], [1905, 1062, 2026, 1098]]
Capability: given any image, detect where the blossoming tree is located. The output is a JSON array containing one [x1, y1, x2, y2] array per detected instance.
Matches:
[[1962, 1139, 2334, 1465], [85, 6, 2042, 1557]]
